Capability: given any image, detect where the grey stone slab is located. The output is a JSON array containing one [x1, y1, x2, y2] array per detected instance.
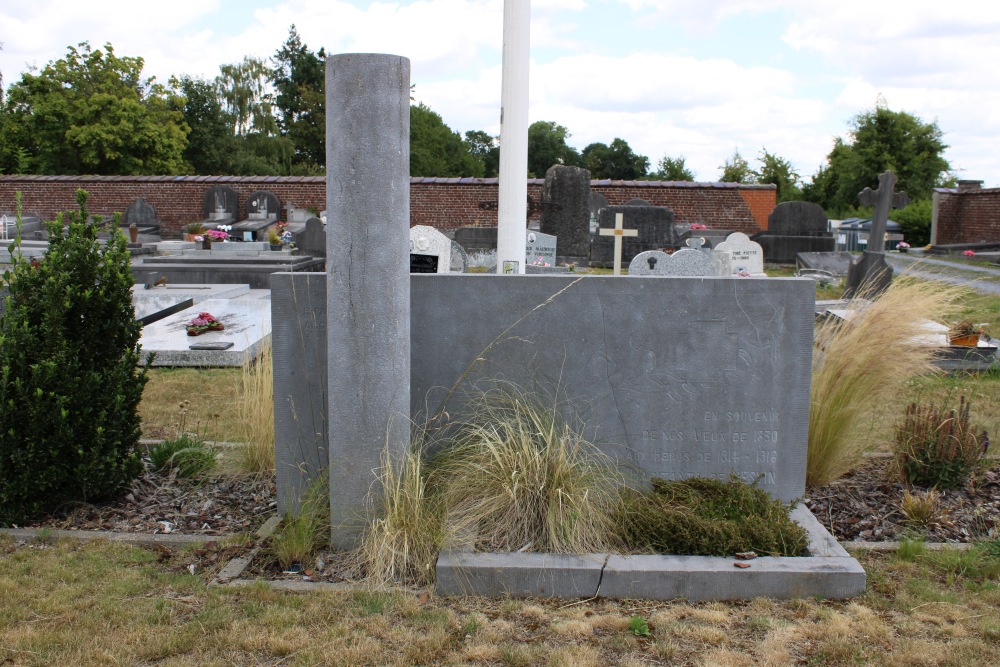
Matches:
[[272, 273, 329, 515], [326, 53, 411, 548], [295, 218, 326, 257], [131, 283, 251, 302], [133, 294, 194, 325], [591, 205, 678, 267], [123, 198, 158, 229], [844, 251, 893, 299], [540, 165, 591, 264], [435, 551, 605, 598], [203, 185, 239, 222], [454, 227, 497, 255], [796, 251, 854, 276], [245, 190, 281, 222], [525, 264, 571, 274], [131, 256, 324, 289], [526, 230, 557, 267], [138, 298, 270, 367], [628, 248, 713, 276], [754, 235, 836, 264]]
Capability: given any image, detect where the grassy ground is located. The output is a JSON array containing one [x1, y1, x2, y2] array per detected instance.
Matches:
[[139, 367, 243, 441], [1, 535, 999, 666]]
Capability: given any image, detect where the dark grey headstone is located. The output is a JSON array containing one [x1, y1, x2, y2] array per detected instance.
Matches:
[[843, 252, 893, 299], [203, 186, 239, 222], [767, 202, 829, 236], [123, 198, 158, 229], [591, 205, 678, 267], [540, 165, 591, 265], [411, 254, 439, 273], [754, 234, 836, 264], [454, 227, 498, 254], [795, 251, 854, 276], [273, 273, 815, 505], [589, 192, 609, 225], [246, 190, 281, 221], [295, 217, 326, 257], [625, 198, 652, 207]]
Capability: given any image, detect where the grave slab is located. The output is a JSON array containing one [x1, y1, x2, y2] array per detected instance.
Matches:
[[435, 552, 606, 598], [131, 283, 251, 303], [132, 294, 194, 325], [138, 298, 271, 367], [796, 251, 855, 276]]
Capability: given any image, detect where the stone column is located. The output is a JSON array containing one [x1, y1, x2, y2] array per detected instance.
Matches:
[[326, 53, 411, 548]]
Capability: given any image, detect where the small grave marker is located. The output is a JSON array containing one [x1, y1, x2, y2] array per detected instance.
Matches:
[[599, 213, 639, 275]]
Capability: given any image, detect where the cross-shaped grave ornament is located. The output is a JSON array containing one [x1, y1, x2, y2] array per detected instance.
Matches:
[[858, 170, 909, 253], [599, 212, 639, 275]]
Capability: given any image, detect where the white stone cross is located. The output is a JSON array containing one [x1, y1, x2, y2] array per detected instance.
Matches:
[[599, 213, 639, 275]]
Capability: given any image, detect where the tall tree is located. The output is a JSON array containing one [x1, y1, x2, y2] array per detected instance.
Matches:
[[581, 138, 649, 180], [756, 148, 802, 202], [216, 56, 277, 137], [718, 148, 755, 184], [410, 103, 483, 177], [172, 75, 234, 174], [464, 130, 500, 178], [3, 42, 188, 175], [805, 106, 950, 212], [527, 121, 580, 177], [650, 155, 695, 181], [272, 25, 326, 169]]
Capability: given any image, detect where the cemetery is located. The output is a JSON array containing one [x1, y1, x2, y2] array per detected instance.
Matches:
[[2, 51, 1000, 667]]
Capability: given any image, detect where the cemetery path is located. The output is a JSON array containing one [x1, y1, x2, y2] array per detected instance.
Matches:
[[887, 255, 1000, 295]]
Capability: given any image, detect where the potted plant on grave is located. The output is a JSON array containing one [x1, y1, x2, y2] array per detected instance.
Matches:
[[897, 241, 910, 253], [267, 228, 283, 251], [186, 311, 224, 336], [948, 320, 983, 347], [128, 221, 139, 244], [185, 222, 204, 241]]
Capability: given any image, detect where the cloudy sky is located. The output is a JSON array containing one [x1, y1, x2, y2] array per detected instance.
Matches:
[[2, 0, 998, 186]]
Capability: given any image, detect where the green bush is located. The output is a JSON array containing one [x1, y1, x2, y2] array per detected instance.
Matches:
[[892, 396, 988, 489], [0, 190, 150, 524], [617, 476, 808, 557]]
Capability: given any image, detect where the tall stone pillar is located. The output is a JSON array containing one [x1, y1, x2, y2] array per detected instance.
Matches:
[[326, 53, 411, 548]]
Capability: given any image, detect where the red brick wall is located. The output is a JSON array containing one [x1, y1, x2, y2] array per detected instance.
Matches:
[[0, 175, 776, 238], [935, 188, 1000, 245]]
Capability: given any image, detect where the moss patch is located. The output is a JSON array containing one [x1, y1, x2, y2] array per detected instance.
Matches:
[[617, 476, 808, 557]]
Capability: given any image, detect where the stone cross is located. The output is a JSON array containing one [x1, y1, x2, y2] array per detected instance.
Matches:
[[599, 212, 639, 275], [858, 170, 908, 253]]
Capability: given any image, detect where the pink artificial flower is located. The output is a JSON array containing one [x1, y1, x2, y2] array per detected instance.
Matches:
[[964, 249, 976, 257]]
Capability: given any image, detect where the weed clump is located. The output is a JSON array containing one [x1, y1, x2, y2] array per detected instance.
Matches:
[[148, 436, 216, 478], [617, 476, 808, 557], [892, 396, 988, 489]]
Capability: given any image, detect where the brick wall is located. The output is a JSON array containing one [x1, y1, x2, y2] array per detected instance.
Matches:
[[0, 175, 776, 238], [934, 187, 1000, 245]]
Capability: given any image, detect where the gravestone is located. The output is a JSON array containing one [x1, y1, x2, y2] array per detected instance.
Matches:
[[202, 186, 238, 223], [295, 217, 327, 257], [450, 241, 469, 273], [796, 251, 854, 276], [123, 198, 158, 230], [591, 205, 678, 268], [540, 165, 591, 266], [454, 227, 498, 255], [844, 171, 908, 298], [754, 201, 834, 263], [625, 198, 651, 207], [409, 225, 453, 273], [628, 249, 713, 276], [714, 232, 766, 277], [232, 190, 282, 240], [526, 231, 557, 266], [589, 192, 608, 233]]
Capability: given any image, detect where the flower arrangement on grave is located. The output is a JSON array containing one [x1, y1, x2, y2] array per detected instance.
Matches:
[[267, 228, 282, 246], [186, 312, 224, 336], [964, 249, 976, 257], [690, 223, 709, 230], [205, 229, 229, 242], [529, 255, 551, 267], [897, 241, 910, 252], [736, 268, 751, 278], [274, 221, 288, 234]]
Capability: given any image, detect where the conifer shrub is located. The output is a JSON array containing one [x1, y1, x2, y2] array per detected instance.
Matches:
[[617, 476, 808, 557], [0, 190, 150, 524]]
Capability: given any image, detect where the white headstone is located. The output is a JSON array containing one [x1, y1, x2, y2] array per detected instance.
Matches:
[[409, 225, 453, 274], [628, 249, 714, 276], [714, 232, 766, 277]]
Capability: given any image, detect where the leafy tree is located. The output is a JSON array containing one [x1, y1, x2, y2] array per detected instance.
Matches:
[[718, 148, 756, 183], [173, 75, 234, 174], [893, 199, 933, 247], [805, 106, 950, 212], [581, 138, 649, 180], [464, 130, 500, 178], [3, 42, 188, 175], [410, 103, 483, 177], [0, 190, 149, 523], [756, 148, 802, 202], [216, 56, 277, 137], [527, 121, 580, 177], [650, 155, 695, 181], [272, 25, 326, 169]]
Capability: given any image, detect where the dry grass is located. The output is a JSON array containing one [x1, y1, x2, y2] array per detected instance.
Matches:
[[235, 341, 275, 474], [139, 367, 242, 441], [2, 536, 1000, 666], [430, 383, 624, 554], [808, 275, 967, 486]]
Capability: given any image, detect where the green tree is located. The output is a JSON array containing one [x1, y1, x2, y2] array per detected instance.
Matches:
[[3, 42, 188, 175], [216, 56, 277, 137], [464, 130, 500, 178], [581, 138, 649, 180], [272, 25, 326, 170], [756, 148, 802, 202], [650, 155, 695, 181], [718, 148, 756, 183], [892, 199, 933, 247], [0, 190, 149, 523], [410, 103, 483, 177], [527, 121, 580, 177], [173, 75, 234, 174], [806, 106, 950, 212]]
